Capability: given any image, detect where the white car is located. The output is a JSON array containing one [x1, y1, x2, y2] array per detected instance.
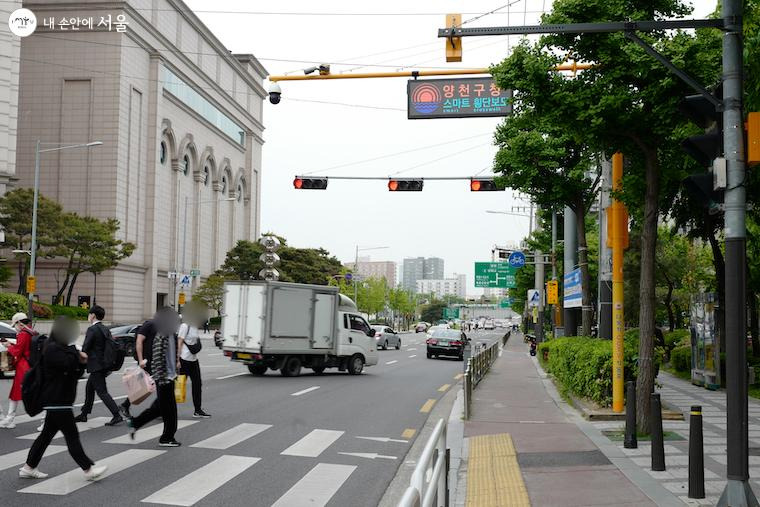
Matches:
[[484, 320, 495, 330]]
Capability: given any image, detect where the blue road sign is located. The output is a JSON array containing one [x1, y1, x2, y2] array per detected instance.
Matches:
[[563, 268, 582, 308], [508, 251, 526, 268]]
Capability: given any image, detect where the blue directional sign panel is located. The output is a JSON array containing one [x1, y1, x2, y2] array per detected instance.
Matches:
[[563, 268, 582, 308], [508, 251, 526, 268]]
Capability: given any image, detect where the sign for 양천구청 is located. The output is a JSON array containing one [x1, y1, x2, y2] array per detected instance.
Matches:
[[407, 77, 513, 119]]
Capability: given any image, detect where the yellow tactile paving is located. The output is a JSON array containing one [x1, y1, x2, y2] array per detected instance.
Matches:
[[466, 434, 530, 507], [401, 428, 416, 439]]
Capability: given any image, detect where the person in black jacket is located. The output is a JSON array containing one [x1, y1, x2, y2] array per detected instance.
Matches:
[[19, 316, 107, 481], [75, 305, 123, 426]]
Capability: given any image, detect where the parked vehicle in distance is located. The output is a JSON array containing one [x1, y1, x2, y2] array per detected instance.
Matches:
[[372, 326, 401, 350], [222, 281, 379, 376], [415, 322, 430, 333], [109, 323, 141, 357], [484, 319, 495, 330], [0, 321, 19, 377], [426, 328, 468, 360]]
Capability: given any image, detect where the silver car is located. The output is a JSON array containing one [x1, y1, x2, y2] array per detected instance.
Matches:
[[372, 326, 401, 350]]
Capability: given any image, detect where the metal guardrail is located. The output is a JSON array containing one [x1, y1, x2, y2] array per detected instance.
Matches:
[[463, 332, 510, 419], [398, 418, 449, 507]]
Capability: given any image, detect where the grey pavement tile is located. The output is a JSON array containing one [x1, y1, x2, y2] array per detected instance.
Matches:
[[703, 445, 728, 454], [708, 454, 727, 465], [703, 437, 726, 444], [678, 496, 719, 506], [663, 481, 688, 494]]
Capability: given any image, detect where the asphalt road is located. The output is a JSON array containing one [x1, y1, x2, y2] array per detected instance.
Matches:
[[0, 329, 505, 507]]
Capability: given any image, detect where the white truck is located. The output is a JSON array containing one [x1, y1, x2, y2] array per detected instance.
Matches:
[[221, 281, 379, 377]]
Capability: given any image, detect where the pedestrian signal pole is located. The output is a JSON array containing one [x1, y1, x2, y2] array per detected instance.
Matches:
[[610, 153, 628, 413]]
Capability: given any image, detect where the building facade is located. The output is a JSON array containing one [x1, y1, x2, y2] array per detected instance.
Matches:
[[345, 258, 397, 287], [416, 274, 466, 299], [402, 256, 445, 292], [14, 0, 266, 321], [0, 1, 20, 196]]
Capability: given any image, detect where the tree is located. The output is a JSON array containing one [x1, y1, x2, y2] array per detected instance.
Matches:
[[492, 0, 721, 432], [420, 301, 447, 324], [51, 214, 134, 306], [193, 273, 225, 316], [0, 188, 63, 294]]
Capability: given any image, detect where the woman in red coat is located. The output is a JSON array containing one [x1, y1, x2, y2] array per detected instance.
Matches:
[[0, 312, 34, 429]]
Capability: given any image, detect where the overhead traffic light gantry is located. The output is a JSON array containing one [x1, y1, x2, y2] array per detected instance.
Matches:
[[387, 179, 424, 192], [470, 178, 503, 192], [293, 177, 328, 190]]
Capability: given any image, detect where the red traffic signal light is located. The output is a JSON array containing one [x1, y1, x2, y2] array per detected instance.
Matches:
[[470, 178, 503, 191], [293, 177, 328, 190], [388, 179, 424, 191]]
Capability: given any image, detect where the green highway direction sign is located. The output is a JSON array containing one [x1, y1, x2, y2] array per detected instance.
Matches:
[[499, 298, 512, 308], [443, 307, 460, 319], [474, 262, 517, 288]]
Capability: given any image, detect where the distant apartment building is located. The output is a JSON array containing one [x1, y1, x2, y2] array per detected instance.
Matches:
[[0, 1, 20, 197], [402, 257, 445, 292], [345, 258, 397, 286], [416, 274, 466, 299]]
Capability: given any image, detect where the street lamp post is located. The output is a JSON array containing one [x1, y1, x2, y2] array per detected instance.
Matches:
[[28, 140, 102, 319]]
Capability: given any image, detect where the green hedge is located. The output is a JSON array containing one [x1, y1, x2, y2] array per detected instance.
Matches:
[[0, 292, 28, 319], [47, 305, 89, 320], [670, 346, 691, 373], [0, 293, 90, 321], [538, 334, 659, 407], [664, 329, 690, 359]]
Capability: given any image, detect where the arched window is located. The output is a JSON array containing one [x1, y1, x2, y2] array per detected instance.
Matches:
[[159, 141, 167, 165], [203, 165, 210, 186], [237, 184, 243, 202], [220, 175, 227, 194], [182, 154, 190, 175]]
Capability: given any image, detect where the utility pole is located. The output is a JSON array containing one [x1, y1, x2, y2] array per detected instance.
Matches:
[[598, 158, 613, 340], [719, 0, 754, 504], [563, 206, 578, 336], [610, 153, 627, 414], [534, 205, 544, 342], [551, 210, 559, 334]]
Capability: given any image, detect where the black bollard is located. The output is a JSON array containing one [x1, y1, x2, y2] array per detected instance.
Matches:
[[688, 405, 705, 499], [650, 393, 666, 471], [624, 381, 637, 449]]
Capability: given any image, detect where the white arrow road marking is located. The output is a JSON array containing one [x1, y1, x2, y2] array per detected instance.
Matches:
[[338, 452, 397, 460], [356, 436, 409, 444]]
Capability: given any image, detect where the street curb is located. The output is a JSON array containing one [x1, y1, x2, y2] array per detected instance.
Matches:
[[530, 355, 685, 507], [378, 381, 461, 507]]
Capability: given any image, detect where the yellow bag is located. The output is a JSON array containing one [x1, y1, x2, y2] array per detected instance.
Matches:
[[175, 374, 187, 403]]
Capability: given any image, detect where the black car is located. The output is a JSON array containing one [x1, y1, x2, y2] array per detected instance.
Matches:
[[109, 323, 140, 357], [426, 329, 468, 361]]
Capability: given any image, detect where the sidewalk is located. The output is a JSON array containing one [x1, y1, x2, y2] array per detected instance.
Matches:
[[459, 333, 664, 506]]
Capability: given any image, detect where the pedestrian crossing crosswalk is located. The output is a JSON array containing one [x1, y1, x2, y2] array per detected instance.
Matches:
[[16, 417, 111, 440], [1, 416, 407, 506]]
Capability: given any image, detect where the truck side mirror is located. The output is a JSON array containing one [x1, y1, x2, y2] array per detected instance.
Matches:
[[368, 328, 376, 337]]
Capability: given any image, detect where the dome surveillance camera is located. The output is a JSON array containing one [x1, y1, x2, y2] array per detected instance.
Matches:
[[268, 82, 282, 104]]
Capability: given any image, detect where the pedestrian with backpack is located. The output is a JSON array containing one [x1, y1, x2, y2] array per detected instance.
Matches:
[[75, 305, 124, 426], [0, 312, 35, 429], [19, 316, 107, 480]]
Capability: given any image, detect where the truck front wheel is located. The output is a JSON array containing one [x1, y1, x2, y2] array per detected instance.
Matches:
[[281, 356, 302, 377], [247, 364, 268, 376], [347, 354, 364, 375]]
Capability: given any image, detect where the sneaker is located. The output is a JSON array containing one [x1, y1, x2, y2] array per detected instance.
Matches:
[[104, 416, 124, 426], [83, 464, 107, 481], [119, 403, 131, 419], [125, 417, 136, 440], [36, 423, 44, 432], [19, 466, 48, 479], [0, 415, 15, 429], [193, 410, 211, 419], [158, 439, 181, 447], [73, 413, 88, 423]]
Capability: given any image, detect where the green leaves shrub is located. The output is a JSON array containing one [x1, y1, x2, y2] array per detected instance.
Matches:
[[0, 292, 28, 319], [670, 346, 692, 373]]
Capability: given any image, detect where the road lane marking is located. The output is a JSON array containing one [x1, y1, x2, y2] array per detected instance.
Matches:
[[385, 360, 398, 365], [519, 420, 546, 424], [19, 449, 165, 495], [0, 446, 66, 472], [17, 417, 110, 440], [281, 429, 344, 457], [190, 423, 271, 450], [406, 348, 417, 351], [454, 373, 464, 380], [420, 399, 436, 413], [356, 436, 408, 444], [291, 386, 320, 396], [401, 428, 416, 439], [339, 452, 397, 460], [438, 384, 451, 392], [74, 394, 127, 408], [408, 355, 417, 358], [272, 463, 355, 507], [104, 420, 198, 445], [215, 372, 248, 380], [141, 455, 260, 506]]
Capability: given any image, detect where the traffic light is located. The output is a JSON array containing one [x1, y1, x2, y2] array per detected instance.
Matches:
[[388, 178, 424, 191], [470, 178, 503, 191], [679, 87, 722, 168], [293, 177, 328, 190], [682, 173, 723, 215]]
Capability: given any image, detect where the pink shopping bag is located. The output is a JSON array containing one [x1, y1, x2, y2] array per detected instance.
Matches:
[[122, 366, 156, 405]]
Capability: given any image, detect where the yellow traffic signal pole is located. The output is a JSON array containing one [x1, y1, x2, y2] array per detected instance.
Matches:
[[267, 62, 590, 82], [610, 152, 628, 413]]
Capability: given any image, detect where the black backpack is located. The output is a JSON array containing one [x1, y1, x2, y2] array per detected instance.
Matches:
[[27, 333, 48, 368], [21, 353, 44, 417], [99, 326, 125, 372]]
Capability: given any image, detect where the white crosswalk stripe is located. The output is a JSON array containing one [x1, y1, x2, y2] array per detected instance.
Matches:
[[271, 463, 356, 507], [281, 429, 344, 458], [18, 449, 165, 495], [141, 455, 259, 506], [190, 423, 271, 450], [104, 420, 198, 445], [16, 417, 111, 440], [0, 445, 67, 472]]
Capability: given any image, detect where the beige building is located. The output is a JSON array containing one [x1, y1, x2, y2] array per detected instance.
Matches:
[[345, 257, 397, 287], [0, 1, 20, 196], [416, 274, 467, 299], [14, 0, 266, 321]]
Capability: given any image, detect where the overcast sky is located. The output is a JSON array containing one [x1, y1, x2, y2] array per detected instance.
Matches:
[[186, 0, 718, 294]]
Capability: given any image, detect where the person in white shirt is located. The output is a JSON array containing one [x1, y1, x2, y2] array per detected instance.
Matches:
[[177, 313, 210, 419]]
